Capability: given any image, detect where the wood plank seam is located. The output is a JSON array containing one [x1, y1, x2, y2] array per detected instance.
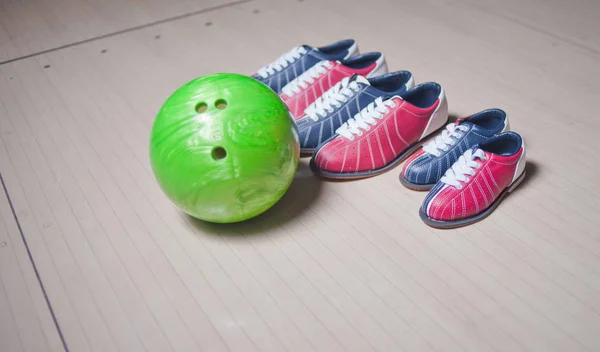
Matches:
[[0, 0, 255, 67], [0, 172, 70, 352]]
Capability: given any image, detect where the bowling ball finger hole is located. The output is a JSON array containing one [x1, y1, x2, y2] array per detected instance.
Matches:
[[195, 102, 208, 113], [211, 147, 227, 160], [215, 99, 228, 110]]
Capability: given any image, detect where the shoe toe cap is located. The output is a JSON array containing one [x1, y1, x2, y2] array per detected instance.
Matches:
[[422, 183, 457, 221], [313, 139, 348, 172], [402, 151, 440, 185], [297, 119, 322, 149]]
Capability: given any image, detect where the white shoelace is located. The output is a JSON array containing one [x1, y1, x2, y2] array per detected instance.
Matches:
[[440, 148, 486, 189], [304, 77, 362, 121], [281, 61, 334, 97], [336, 97, 396, 140], [422, 122, 469, 156], [256, 46, 308, 79]]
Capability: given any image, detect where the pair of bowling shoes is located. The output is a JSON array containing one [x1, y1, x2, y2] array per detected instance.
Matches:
[[400, 109, 526, 229]]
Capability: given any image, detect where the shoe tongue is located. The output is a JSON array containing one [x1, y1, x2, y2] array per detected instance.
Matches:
[[455, 118, 474, 129], [469, 145, 482, 155], [351, 74, 371, 86]]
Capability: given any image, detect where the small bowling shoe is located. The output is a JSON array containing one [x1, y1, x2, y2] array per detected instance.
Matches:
[[400, 108, 510, 190], [310, 82, 449, 179], [252, 39, 359, 94], [296, 71, 414, 154], [419, 131, 526, 229], [281, 52, 388, 119]]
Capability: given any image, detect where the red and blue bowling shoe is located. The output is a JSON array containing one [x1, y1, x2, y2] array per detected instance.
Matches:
[[310, 82, 449, 179], [400, 108, 510, 190], [281, 52, 388, 119], [252, 39, 359, 94], [296, 71, 415, 154], [419, 131, 526, 229]]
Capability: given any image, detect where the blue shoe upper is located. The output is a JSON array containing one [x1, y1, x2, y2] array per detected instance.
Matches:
[[252, 39, 357, 94], [403, 108, 509, 186], [295, 71, 414, 151]]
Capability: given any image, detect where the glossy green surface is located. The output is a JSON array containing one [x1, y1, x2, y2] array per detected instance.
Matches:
[[150, 73, 300, 223]]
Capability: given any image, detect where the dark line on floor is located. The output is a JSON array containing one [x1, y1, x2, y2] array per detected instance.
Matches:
[[0, 0, 255, 66], [0, 172, 70, 352]]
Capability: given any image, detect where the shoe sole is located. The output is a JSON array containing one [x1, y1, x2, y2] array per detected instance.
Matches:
[[300, 148, 315, 157], [309, 124, 446, 180], [419, 169, 526, 229], [399, 175, 436, 191]]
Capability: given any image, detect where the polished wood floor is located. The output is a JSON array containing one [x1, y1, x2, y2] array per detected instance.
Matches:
[[1, 0, 599, 351]]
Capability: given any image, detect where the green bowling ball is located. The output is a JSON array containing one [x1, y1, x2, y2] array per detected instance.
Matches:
[[149, 73, 300, 223]]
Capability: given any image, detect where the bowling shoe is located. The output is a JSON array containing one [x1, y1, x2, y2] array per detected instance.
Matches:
[[252, 39, 359, 94], [310, 82, 449, 179], [419, 131, 526, 229], [281, 52, 388, 119], [400, 108, 510, 191], [295, 71, 415, 154]]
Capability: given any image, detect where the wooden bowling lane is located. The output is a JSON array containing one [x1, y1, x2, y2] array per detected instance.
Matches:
[[1, 0, 600, 351]]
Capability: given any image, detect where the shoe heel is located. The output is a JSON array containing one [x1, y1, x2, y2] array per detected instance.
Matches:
[[507, 170, 526, 193], [419, 86, 448, 141]]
